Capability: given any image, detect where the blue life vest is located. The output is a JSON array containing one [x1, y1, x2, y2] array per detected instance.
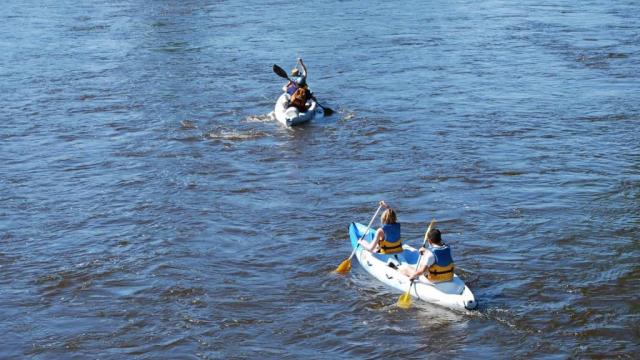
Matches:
[[380, 223, 402, 254], [286, 83, 298, 95], [427, 245, 454, 282]]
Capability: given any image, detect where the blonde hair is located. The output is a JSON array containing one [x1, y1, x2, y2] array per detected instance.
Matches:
[[381, 209, 397, 224]]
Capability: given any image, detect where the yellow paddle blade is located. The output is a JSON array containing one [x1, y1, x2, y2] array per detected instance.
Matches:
[[397, 291, 412, 309], [335, 258, 352, 273]]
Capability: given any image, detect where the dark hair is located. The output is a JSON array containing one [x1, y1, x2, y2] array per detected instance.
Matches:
[[427, 228, 442, 245]]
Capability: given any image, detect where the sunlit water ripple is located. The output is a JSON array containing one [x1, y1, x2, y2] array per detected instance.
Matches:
[[1, 0, 638, 358]]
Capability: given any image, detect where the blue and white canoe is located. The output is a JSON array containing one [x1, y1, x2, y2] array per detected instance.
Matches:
[[349, 222, 477, 311], [273, 92, 324, 126]]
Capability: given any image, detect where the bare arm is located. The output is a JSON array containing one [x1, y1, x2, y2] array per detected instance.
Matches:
[[297, 58, 307, 78], [282, 80, 293, 92], [409, 262, 428, 281], [402, 248, 432, 280], [358, 228, 383, 252]]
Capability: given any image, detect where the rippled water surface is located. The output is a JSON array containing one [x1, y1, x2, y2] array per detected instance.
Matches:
[[1, 0, 639, 358]]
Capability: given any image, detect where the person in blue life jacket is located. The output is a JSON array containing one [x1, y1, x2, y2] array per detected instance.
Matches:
[[282, 58, 313, 112], [357, 201, 406, 265], [282, 57, 308, 95], [400, 228, 455, 283]]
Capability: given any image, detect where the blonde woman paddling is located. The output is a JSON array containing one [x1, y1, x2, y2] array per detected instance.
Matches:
[[357, 201, 406, 265]]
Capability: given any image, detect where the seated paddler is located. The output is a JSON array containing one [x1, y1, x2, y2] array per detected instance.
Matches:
[[400, 228, 455, 283], [282, 57, 308, 95], [358, 201, 406, 265]]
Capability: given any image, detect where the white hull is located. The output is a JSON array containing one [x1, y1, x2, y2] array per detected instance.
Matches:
[[350, 222, 477, 311], [273, 92, 323, 126]]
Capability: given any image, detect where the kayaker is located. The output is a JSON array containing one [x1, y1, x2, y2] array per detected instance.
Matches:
[[400, 228, 455, 283], [358, 201, 406, 264], [282, 57, 308, 95]]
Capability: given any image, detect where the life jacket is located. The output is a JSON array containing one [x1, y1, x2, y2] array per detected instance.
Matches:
[[379, 223, 403, 254], [427, 245, 454, 282], [289, 86, 310, 112]]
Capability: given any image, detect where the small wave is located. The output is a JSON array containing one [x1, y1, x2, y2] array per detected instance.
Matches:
[[78, 94, 96, 101], [206, 129, 268, 141], [607, 52, 628, 59], [161, 286, 206, 299], [342, 112, 356, 121], [229, 187, 258, 194], [244, 113, 274, 123], [173, 135, 203, 143], [70, 24, 110, 32], [579, 113, 633, 122], [153, 42, 204, 53], [67, 103, 144, 115], [391, 36, 426, 47], [220, 318, 273, 329], [501, 171, 524, 176], [179, 120, 197, 129]]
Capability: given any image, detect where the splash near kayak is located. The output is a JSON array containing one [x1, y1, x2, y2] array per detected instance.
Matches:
[[271, 63, 333, 126]]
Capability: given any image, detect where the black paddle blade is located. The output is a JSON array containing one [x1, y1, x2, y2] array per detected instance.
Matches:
[[272, 64, 289, 79], [322, 107, 334, 116]]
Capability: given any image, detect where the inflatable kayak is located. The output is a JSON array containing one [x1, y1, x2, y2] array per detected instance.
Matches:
[[273, 92, 324, 126], [349, 222, 477, 311]]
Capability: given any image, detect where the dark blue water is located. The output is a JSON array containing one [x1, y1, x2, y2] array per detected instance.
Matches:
[[1, 0, 638, 358]]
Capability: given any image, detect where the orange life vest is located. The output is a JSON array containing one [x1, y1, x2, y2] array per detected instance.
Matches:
[[379, 223, 403, 254], [427, 245, 454, 282], [290, 86, 309, 112]]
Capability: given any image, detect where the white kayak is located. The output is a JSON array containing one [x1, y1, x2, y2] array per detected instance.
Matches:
[[273, 92, 324, 126], [349, 222, 477, 311]]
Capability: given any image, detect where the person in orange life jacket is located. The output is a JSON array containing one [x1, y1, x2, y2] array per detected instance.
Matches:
[[399, 228, 455, 283], [357, 201, 406, 265], [282, 58, 308, 95]]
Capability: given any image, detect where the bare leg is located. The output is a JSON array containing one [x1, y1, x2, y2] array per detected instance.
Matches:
[[398, 264, 415, 278]]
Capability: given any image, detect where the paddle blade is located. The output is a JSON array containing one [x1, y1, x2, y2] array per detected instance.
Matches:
[[397, 291, 412, 309], [272, 64, 289, 79], [322, 106, 334, 116], [335, 258, 352, 273]]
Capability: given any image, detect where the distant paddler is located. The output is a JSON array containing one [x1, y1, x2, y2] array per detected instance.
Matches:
[[282, 57, 308, 95]]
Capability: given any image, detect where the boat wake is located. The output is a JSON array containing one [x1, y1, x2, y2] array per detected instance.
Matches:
[[244, 113, 275, 123], [206, 129, 269, 141], [179, 120, 198, 129]]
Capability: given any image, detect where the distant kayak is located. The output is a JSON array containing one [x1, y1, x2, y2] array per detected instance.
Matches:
[[349, 222, 477, 311], [273, 92, 324, 126]]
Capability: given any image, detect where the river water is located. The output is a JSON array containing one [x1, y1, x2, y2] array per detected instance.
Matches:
[[1, 0, 638, 358]]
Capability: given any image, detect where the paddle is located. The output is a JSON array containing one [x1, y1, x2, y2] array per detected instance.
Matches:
[[272, 64, 334, 116], [397, 219, 436, 309], [272, 63, 290, 80], [335, 204, 383, 273]]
